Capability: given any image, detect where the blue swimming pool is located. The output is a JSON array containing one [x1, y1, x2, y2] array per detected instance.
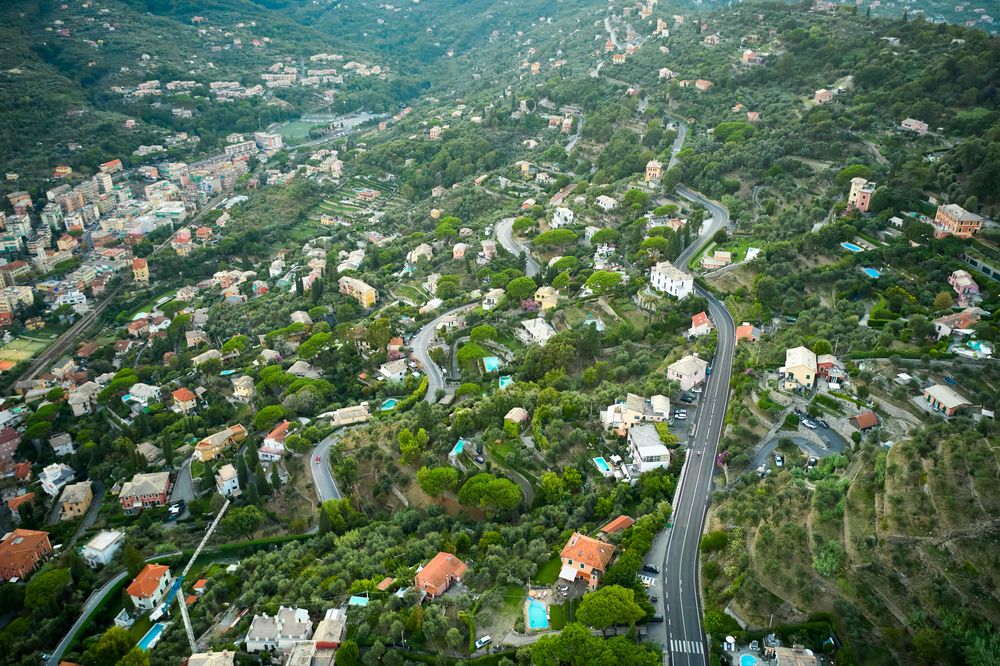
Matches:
[[138, 622, 166, 651], [841, 242, 863, 252], [483, 356, 501, 373], [593, 457, 611, 473], [380, 398, 398, 411], [219, 369, 236, 376], [528, 599, 549, 630], [450, 438, 466, 457], [862, 267, 881, 278], [740, 655, 757, 666], [498, 375, 513, 389]]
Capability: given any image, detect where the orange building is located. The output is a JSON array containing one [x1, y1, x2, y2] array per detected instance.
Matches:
[[414, 552, 468, 599], [559, 532, 616, 590], [0, 528, 52, 580]]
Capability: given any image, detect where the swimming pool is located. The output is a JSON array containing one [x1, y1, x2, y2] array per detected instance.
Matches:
[[593, 457, 612, 475], [841, 242, 863, 252], [740, 655, 757, 666], [380, 398, 398, 411], [498, 375, 513, 389], [862, 267, 881, 278], [219, 369, 236, 376], [137, 622, 167, 651], [527, 599, 549, 630], [482, 356, 501, 373], [450, 438, 466, 457]]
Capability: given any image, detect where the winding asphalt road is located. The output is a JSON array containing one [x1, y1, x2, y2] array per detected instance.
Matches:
[[410, 304, 476, 404], [495, 217, 541, 278], [310, 432, 346, 502]]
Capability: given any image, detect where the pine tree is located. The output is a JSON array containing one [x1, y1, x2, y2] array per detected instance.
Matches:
[[270, 465, 282, 491], [255, 463, 271, 496], [202, 461, 215, 491]]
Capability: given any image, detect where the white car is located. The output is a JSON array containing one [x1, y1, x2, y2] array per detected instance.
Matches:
[[774, 454, 784, 468], [475, 636, 492, 650], [802, 420, 817, 429]]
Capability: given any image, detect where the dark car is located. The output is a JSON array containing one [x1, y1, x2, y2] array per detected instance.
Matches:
[[649, 614, 664, 623], [649, 595, 659, 603], [680, 393, 695, 404], [818, 419, 830, 429], [642, 563, 660, 574], [474, 456, 485, 464]]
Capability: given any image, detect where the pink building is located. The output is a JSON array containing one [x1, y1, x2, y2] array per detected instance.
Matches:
[[814, 89, 834, 104], [949, 270, 980, 307]]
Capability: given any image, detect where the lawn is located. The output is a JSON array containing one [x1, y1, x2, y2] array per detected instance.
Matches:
[[394, 284, 429, 304], [607, 298, 648, 332], [535, 555, 562, 585], [548, 603, 568, 629], [276, 120, 325, 142], [488, 438, 518, 463], [0, 337, 49, 363], [500, 583, 526, 616]]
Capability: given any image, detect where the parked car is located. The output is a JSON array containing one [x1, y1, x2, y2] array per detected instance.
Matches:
[[674, 410, 688, 420], [680, 393, 695, 404], [774, 454, 784, 468], [806, 456, 819, 470], [756, 464, 767, 477], [639, 575, 656, 587], [802, 419, 817, 429], [649, 595, 659, 603], [642, 563, 660, 574], [692, 386, 703, 394], [474, 455, 485, 464], [475, 636, 492, 650], [818, 419, 830, 429], [650, 614, 665, 623]]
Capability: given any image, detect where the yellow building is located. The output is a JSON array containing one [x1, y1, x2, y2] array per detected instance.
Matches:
[[132, 257, 149, 283], [645, 159, 663, 182], [338, 276, 377, 308], [60, 480, 93, 520]]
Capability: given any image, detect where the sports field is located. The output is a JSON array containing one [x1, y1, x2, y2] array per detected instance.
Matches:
[[0, 337, 49, 363]]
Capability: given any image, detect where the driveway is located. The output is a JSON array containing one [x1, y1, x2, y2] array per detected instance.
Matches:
[[750, 433, 846, 470]]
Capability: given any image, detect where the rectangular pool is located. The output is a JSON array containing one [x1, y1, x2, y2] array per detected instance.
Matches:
[[841, 242, 863, 252], [498, 375, 514, 389], [137, 622, 167, 651], [380, 398, 398, 411], [528, 598, 549, 630], [593, 457, 612, 475], [862, 267, 881, 278], [482, 356, 501, 373]]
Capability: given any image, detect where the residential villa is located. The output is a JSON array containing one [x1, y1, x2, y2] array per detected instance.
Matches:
[[922, 384, 972, 416], [68, 381, 101, 416], [816, 354, 846, 384], [688, 311, 714, 337], [82, 530, 124, 568], [245, 607, 313, 652], [338, 275, 377, 308], [261, 421, 290, 461], [59, 480, 93, 520], [780, 346, 817, 390], [132, 257, 149, 283], [559, 532, 616, 590], [40, 462, 76, 496], [645, 160, 663, 182], [126, 563, 173, 611], [813, 89, 833, 104], [215, 463, 240, 497], [849, 411, 880, 431], [414, 551, 468, 599], [232, 375, 255, 402], [49, 432, 75, 457], [534, 286, 559, 311], [504, 407, 529, 430], [949, 270, 980, 307], [700, 249, 732, 270], [518, 317, 557, 345], [378, 359, 409, 383], [934, 307, 985, 339], [0, 528, 52, 581], [330, 402, 370, 427], [551, 207, 575, 228], [650, 261, 693, 299], [171, 387, 197, 413], [847, 177, 876, 213], [194, 424, 247, 461], [628, 423, 671, 473], [600, 393, 670, 437], [595, 195, 618, 211], [667, 354, 709, 392], [900, 117, 929, 134], [482, 287, 505, 311], [933, 203, 983, 239], [119, 471, 171, 514]]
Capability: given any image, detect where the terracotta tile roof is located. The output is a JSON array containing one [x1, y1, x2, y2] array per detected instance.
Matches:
[[132, 257, 147, 269], [376, 576, 396, 591], [172, 387, 196, 402], [266, 420, 290, 444], [599, 515, 635, 535], [691, 311, 711, 329], [6, 492, 35, 512], [415, 552, 467, 596], [0, 428, 20, 445], [14, 462, 31, 480], [193, 578, 208, 590], [850, 411, 879, 430], [0, 528, 51, 578], [560, 532, 616, 570], [126, 563, 170, 598]]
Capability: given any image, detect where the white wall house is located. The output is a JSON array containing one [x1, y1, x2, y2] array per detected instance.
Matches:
[[650, 261, 693, 299]]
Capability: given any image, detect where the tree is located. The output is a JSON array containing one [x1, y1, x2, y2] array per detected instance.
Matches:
[[417, 466, 460, 497], [253, 405, 285, 431], [25, 567, 72, 614], [299, 332, 334, 359], [337, 640, 360, 666], [223, 505, 264, 540], [457, 342, 489, 365], [458, 473, 522, 516], [270, 464, 282, 491], [584, 270, 623, 295], [539, 472, 565, 502], [318, 499, 364, 535], [933, 291, 954, 310], [82, 627, 134, 666], [811, 338, 833, 355], [532, 229, 577, 250], [202, 461, 215, 492], [505, 276, 537, 301], [398, 427, 430, 465], [470, 324, 497, 344], [576, 585, 645, 632], [124, 542, 144, 578], [116, 647, 150, 666]]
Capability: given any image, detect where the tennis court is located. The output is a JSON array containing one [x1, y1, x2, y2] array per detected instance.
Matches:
[[0, 337, 49, 363]]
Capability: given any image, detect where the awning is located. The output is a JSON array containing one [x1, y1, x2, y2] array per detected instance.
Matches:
[[558, 563, 579, 582]]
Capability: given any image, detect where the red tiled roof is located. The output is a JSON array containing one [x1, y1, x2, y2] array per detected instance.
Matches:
[[599, 515, 635, 535], [691, 311, 711, 329], [561, 532, 616, 570], [850, 411, 879, 430], [415, 552, 467, 596], [376, 576, 396, 591], [0, 428, 20, 445], [6, 492, 35, 512], [14, 462, 31, 480], [266, 420, 290, 444], [126, 563, 170, 599], [0, 529, 52, 578], [132, 257, 147, 269], [172, 387, 196, 402]]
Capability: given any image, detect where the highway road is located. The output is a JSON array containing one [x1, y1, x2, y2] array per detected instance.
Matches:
[[494, 217, 541, 277], [410, 303, 475, 404], [310, 432, 345, 502], [644, 179, 735, 663]]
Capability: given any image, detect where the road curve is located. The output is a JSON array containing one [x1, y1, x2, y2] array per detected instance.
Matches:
[[411, 304, 475, 403], [495, 217, 540, 278], [310, 432, 345, 502]]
